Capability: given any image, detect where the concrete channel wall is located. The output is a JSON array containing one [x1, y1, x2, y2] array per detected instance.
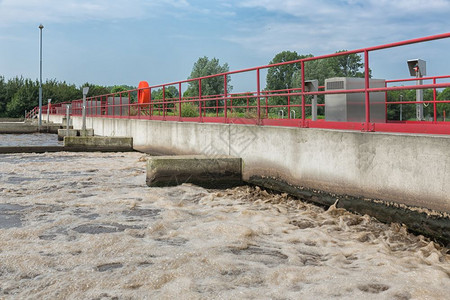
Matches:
[[49, 114, 450, 215]]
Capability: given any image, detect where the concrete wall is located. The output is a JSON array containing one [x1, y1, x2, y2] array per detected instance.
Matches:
[[48, 115, 450, 214]]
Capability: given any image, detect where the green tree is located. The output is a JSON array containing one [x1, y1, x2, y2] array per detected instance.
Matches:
[[330, 50, 365, 77], [266, 51, 311, 91], [111, 85, 128, 95], [43, 79, 81, 104], [185, 56, 231, 97], [81, 83, 110, 98], [6, 78, 39, 117], [0, 76, 6, 116]]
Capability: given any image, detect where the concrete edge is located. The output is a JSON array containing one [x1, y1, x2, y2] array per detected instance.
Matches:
[[146, 155, 243, 189]]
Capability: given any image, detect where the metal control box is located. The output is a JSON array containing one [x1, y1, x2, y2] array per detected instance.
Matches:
[[325, 77, 386, 123]]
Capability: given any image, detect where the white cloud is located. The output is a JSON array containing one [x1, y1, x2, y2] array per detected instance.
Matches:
[[0, 0, 196, 26], [227, 0, 450, 55]]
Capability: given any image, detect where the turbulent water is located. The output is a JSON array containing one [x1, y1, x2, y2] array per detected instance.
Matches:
[[0, 133, 62, 147], [0, 151, 449, 299]]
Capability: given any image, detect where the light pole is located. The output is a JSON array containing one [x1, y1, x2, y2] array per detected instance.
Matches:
[[38, 24, 44, 130]]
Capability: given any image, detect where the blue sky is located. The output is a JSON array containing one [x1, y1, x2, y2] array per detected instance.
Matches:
[[1, 0, 449, 93]]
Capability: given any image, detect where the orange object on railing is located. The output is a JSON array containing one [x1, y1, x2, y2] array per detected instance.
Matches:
[[138, 81, 150, 104]]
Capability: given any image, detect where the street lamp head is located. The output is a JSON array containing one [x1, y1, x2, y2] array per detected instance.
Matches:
[[39, 24, 44, 29]]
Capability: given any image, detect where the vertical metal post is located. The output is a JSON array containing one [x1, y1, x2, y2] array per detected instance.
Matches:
[[46, 99, 51, 124], [416, 74, 424, 121], [364, 50, 371, 131], [66, 104, 70, 137], [38, 24, 44, 130], [257, 68, 261, 124], [82, 94, 87, 131], [162, 85, 166, 120], [433, 78, 437, 122], [224, 75, 228, 121], [178, 83, 182, 120], [301, 61, 305, 127], [199, 79, 202, 121], [82, 87, 89, 133]]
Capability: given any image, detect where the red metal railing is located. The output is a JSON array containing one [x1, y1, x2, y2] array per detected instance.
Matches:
[[41, 33, 450, 135]]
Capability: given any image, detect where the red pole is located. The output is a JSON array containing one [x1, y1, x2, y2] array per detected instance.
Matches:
[[178, 83, 182, 120], [364, 50, 371, 131], [224, 75, 228, 121], [257, 68, 261, 124], [163, 85, 166, 120], [433, 78, 437, 123], [199, 79, 202, 121], [301, 61, 305, 127], [148, 88, 152, 120]]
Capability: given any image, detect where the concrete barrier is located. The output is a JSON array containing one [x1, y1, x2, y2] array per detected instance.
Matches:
[[64, 136, 133, 152], [146, 155, 242, 188], [0, 122, 64, 134], [57, 128, 93, 140], [58, 129, 78, 140]]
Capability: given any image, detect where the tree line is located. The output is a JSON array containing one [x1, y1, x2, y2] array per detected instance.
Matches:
[[0, 76, 133, 118]]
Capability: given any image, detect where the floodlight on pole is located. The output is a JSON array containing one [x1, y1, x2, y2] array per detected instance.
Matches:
[[38, 24, 44, 130], [82, 87, 89, 132]]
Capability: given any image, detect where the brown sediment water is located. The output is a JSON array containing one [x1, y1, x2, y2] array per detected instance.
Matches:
[[0, 152, 449, 299]]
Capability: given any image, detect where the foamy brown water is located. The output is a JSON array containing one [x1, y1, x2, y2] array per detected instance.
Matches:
[[0, 152, 449, 299]]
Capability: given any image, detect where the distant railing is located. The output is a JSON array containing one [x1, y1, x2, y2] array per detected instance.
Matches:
[[38, 33, 450, 135]]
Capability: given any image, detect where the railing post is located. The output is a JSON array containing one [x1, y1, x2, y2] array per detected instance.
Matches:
[[178, 83, 182, 120], [66, 104, 71, 137], [163, 85, 166, 120], [257, 68, 261, 125], [364, 50, 372, 131], [149, 88, 152, 120], [301, 61, 306, 127], [224, 74, 228, 122], [199, 79, 202, 122], [433, 78, 437, 122]]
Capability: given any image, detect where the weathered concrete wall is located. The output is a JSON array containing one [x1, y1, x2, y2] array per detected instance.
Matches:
[[48, 115, 450, 214], [147, 155, 242, 188]]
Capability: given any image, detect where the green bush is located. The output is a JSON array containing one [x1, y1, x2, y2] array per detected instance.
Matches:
[[176, 102, 199, 117]]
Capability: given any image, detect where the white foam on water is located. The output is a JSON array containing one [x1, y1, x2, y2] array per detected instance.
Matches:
[[0, 152, 449, 299]]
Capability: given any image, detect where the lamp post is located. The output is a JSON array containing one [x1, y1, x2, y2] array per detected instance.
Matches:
[[38, 24, 44, 130]]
